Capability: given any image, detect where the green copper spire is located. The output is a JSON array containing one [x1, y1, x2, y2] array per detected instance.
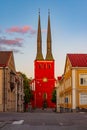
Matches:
[[36, 10, 44, 60], [45, 10, 54, 60]]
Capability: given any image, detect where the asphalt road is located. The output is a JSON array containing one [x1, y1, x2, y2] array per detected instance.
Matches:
[[0, 109, 87, 130]]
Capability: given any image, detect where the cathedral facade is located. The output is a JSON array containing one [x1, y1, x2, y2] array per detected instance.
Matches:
[[33, 12, 55, 108]]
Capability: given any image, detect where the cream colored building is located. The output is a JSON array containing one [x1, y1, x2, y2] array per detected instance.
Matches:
[[56, 54, 87, 112], [0, 51, 16, 112], [16, 72, 24, 112]]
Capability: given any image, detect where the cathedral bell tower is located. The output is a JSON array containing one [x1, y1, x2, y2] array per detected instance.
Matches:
[[34, 11, 55, 108]]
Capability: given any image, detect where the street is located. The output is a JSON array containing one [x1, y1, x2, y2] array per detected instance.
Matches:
[[0, 109, 87, 130]]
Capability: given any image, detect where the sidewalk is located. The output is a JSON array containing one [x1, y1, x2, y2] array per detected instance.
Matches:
[[32, 108, 54, 113]]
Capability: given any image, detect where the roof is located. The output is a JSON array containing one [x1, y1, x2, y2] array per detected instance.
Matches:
[[30, 79, 35, 84], [0, 51, 12, 67], [57, 76, 62, 81], [67, 54, 87, 67]]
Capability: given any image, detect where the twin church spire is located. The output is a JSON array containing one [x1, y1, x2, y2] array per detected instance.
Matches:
[[36, 10, 54, 61], [36, 11, 44, 60]]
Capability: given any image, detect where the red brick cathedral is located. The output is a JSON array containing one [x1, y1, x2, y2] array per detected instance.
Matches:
[[33, 11, 55, 108]]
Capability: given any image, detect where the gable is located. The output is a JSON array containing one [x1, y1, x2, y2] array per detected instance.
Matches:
[[8, 52, 16, 74], [0, 51, 11, 67], [64, 56, 72, 74]]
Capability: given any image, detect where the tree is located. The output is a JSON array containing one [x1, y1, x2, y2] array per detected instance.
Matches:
[[20, 72, 33, 104], [51, 89, 56, 103]]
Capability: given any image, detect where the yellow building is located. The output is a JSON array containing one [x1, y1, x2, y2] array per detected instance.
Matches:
[[56, 54, 87, 112]]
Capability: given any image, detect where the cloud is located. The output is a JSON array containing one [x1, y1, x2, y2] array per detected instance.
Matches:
[[6, 25, 36, 35], [0, 46, 23, 54], [10, 48, 23, 54], [30, 29, 46, 35], [30, 30, 36, 35], [0, 37, 23, 47], [0, 46, 7, 51]]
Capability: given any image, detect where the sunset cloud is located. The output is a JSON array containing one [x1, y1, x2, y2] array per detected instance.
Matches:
[[10, 48, 23, 54], [0, 46, 7, 51], [30, 30, 36, 35], [29, 29, 46, 35], [0, 46, 23, 53], [6, 25, 36, 35], [0, 37, 23, 47]]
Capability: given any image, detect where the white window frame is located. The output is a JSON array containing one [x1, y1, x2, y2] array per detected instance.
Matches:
[[79, 93, 87, 105]]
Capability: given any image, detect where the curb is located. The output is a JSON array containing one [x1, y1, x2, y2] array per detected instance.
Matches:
[[0, 122, 7, 128]]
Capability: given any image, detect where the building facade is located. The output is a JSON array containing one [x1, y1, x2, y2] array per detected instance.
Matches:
[[16, 72, 24, 112], [32, 12, 55, 108], [56, 54, 87, 112], [0, 51, 16, 112], [0, 51, 24, 112]]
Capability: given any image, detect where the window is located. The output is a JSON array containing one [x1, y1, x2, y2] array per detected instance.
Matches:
[[17, 94, 19, 100], [39, 64, 42, 69], [80, 74, 87, 86], [48, 64, 51, 69], [80, 78, 83, 84], [80, 93, 87, 105], [65, 97, 68, 103]]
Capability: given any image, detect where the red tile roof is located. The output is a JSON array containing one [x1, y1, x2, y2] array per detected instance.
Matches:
[[67, 54, 87, 67], [0, 51, 12, 67], [57, 76, 62, 81]]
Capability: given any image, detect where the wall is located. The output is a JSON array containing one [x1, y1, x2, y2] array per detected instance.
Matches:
[[34, 60, 55, 108]]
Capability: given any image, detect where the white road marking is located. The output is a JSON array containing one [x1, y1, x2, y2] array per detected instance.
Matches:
[[12, 120, 24, 125]]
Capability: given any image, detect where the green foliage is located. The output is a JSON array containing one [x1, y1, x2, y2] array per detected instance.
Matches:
[[20, 72, 33, 104], [24, 89, 33, 104], [51, 89, 56, 103], [21, 73, 29, 89]]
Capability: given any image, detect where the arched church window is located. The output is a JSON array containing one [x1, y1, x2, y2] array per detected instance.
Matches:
[[39, 64, 42, 69], [48, 64, 51, 69]]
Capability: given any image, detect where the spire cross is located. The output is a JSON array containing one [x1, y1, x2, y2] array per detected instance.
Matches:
[[48, 9, 50, 15], [39, 8, 40, 15]]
